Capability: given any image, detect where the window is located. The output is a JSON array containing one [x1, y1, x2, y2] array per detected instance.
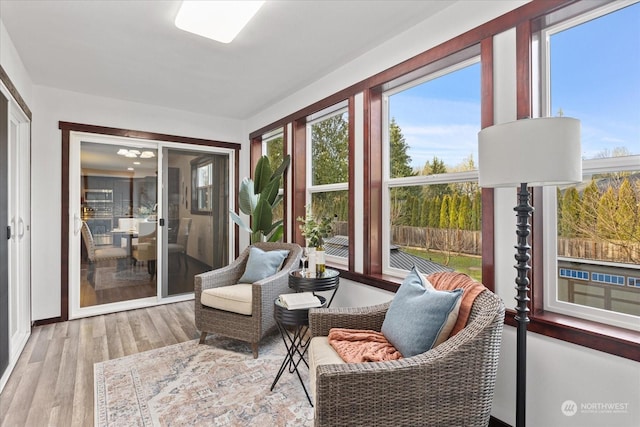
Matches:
[[382, 58, 482, 279], [540, 1, 640, 331], [191, 154, 229, 215], [306, 102, 349, 263]]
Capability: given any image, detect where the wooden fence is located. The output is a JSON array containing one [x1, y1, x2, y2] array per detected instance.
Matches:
[[558, 238, 640, 264], [392, 226, 482, 256], [334, 224, 638, 264]]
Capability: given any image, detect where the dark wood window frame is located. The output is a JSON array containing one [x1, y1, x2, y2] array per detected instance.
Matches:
[[248, 0, 638, 361], [49, 121, 241, 325]]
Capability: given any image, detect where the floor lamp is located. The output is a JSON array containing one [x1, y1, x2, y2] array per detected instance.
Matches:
[[477, 117, 582, 427]]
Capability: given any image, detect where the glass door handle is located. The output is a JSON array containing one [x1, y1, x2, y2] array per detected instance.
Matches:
[[73, 213, 82, 236], [18, 217, 25, 239]]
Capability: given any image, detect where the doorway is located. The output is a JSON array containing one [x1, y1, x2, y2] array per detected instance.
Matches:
[[66, 130, 236, 319]]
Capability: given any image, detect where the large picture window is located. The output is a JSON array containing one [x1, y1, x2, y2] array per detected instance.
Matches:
[[383, 58, 481, 279], [540, 1, 640, 331]]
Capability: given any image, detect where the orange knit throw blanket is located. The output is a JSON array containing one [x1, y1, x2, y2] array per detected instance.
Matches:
[[328, 328, 403, 362], [428, 271, 487, 336]]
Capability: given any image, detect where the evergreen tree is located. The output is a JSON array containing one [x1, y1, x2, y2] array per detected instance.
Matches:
[[420, 198, 430, 227], [430, 196, 441, 228], [458, 195, 472, 230], [439, 195, 451, 229], [389, 118, 414, 179], [448, 193, 460, 231]]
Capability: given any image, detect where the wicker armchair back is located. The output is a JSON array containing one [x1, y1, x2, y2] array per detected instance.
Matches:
[[309, 280, 505, 427], [194, 242, 302, 358]]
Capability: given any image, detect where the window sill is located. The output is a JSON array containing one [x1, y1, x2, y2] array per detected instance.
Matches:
[[335, 268, 639, 362], [513, 310, 639, 362]]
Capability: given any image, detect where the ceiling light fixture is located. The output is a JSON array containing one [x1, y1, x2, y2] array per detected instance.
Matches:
[[117, 149, 155, 159], [174, 0, 265, 44]]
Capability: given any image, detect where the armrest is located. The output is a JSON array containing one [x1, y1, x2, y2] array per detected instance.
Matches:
[[314, 332, 496, 427], [309, 301, 391, 337]]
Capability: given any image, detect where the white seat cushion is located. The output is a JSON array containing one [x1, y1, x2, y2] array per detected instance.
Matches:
[[201, 284, 253, 315], [309, 336, 346, 405]]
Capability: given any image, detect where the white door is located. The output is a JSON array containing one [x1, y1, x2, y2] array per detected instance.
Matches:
[[0, 88, 31, 393]]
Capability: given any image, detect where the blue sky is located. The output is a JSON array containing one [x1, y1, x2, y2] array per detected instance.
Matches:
[[389, 2, 639, 171]]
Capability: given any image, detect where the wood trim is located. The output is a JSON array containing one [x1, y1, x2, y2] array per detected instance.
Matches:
[[60, 127, 70, 322], [347, 96, 356, 270], [480, 36, 495, 293], [58, 121, 240, 322], [58, 122, 241, 150], [504, 309, 640, 362], [0, 64, 32, 120], [516, 21, 532, 120], [282, 126, 290, 242], [291, 119, 307, 246], [366, 88, 383, 276]]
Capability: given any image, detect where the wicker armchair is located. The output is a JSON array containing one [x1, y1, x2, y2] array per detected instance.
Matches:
[[308, 286, 505, 427], [194, 242, 302, 358]]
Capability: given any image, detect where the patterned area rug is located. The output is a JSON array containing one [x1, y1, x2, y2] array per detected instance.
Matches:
[[94, 332, 314, 426], [94, 266, 153, 290]]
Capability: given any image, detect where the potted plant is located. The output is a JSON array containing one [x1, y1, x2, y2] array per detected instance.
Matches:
[[297, 207, 333, 248], [298, 207, 333, 274], [230, 155, 290, 243]]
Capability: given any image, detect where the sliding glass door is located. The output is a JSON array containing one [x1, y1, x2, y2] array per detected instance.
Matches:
[[68, 133, 234, 318]]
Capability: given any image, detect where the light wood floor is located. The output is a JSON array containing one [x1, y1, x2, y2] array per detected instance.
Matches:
[[0, 301, 198, 427]]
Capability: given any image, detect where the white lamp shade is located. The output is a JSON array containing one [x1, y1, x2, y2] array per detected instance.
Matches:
[[478, 117, 582, 188]]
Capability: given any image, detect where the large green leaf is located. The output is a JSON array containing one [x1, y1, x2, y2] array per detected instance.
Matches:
[[261, 177, 280, 206], [267, 224, 284, 242], [253, 198, 274, 234], [253, 156, 272, 194], [238, 178, 258, 215], [229, 210, 252, 234]]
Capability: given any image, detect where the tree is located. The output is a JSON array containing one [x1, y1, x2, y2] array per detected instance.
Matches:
[[387, 118, 419, 225], [310, 114, 349, 221], [559, 187, 580, 238], [311, 113, 348, 185], [389, 118, 414, 179], [597, 187, 617, 239], [614, 178, 637, 241], [559, 174, 640, 264], [439, 195, 451, 229]]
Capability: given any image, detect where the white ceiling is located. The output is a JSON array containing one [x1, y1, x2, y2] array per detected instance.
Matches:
[[0, 0, 456, 120]]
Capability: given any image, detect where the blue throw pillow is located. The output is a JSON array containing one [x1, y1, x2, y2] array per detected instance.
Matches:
[[381, 266, 463, 357], [238, 247, 290, 283]]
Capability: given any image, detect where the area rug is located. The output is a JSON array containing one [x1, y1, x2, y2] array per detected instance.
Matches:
[[94, 332, 314, 426], [94, 266, 153, 290]]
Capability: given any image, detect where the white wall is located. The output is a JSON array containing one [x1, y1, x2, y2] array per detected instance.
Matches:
[[30, 86, 244, 320], [0, 20, 33, 107]]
